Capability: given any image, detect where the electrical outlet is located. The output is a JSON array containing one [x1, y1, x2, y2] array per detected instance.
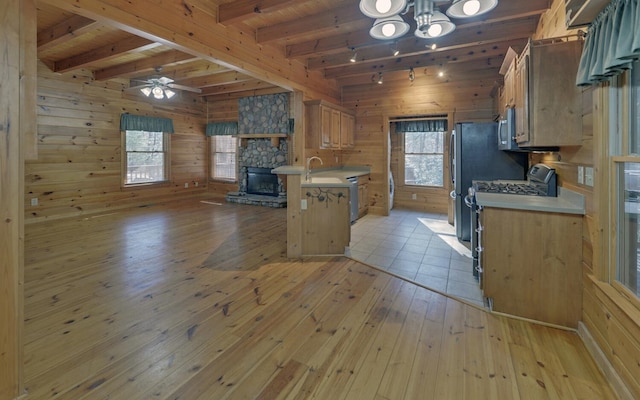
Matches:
[[577, 166, 584, 185], [585, 167, 594, 187], [31, 198, 38, 206], [184, 182, 189, 188], [412, 193, 417, 200], [301, 199, 307, 210]]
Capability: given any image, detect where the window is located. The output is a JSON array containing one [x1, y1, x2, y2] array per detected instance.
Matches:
[[210, 135, 237, 181], [403, 130, 445, 187], [612, 60, 640, 299], [123, 130, 169, 185]]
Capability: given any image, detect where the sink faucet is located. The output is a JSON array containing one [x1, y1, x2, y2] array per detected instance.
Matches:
[[305, 156, 323, 181]]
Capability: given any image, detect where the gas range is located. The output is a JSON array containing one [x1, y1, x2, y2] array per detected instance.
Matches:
[[472, 164, 557, 197]]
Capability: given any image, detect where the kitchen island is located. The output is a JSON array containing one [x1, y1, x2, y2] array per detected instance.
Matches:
[[272, 165, 370, 257], [476, 188, 585, 328]]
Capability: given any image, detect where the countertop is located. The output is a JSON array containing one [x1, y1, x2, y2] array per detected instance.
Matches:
[[475, 187, 585, 215], [271, 165, 370, 187]]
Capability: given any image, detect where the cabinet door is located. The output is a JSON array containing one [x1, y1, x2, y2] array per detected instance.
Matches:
[[357, 182, 368, 217], [503, 59, 516, 110], [320, 106, 333, 148], [514, 51, 530, 143], [340, 112, 355, 149], [329, 108, 341, 149]]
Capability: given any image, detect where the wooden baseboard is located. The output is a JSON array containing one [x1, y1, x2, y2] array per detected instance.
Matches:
[[578, 322, 634, 400]]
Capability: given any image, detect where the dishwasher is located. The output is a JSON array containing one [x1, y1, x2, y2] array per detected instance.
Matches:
[[347, 177, 358, 224]]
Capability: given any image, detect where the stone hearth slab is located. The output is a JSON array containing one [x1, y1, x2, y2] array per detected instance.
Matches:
[[225, 192, 287, 208]]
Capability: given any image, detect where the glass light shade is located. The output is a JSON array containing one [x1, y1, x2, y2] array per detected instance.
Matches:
[[359, 0, 407, 18], [446, 0, 498, 18], [164, 89, 176, 99], [140, 86, 152, 97], [152, 86, 164, 99], [414, 11, 455, 39], [369, 15, 410, 40]]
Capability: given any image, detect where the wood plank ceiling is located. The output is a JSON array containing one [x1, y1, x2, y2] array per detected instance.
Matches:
[[36, 0, 553, 101]]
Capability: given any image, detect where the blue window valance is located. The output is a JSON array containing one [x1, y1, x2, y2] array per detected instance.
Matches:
[[394, 119, 447, 133], [120, 113, 174, 133], [206, 121, 238, 136], [576, 0, 640, 86]]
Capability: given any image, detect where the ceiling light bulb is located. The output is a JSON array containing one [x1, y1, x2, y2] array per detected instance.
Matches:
[[382, 22, 396, 37], [164, 89, 176, 99], [377, 72, 383, 84], [438, 70, 444, 77], [427, 23, 443, 37], [375, 0, 392, 14], [140, 87, 152, 97], [350, 49, 358, 63], [152, 86, 164, 99], [463, 0, 481, 15], [431, 43, 437, 50]]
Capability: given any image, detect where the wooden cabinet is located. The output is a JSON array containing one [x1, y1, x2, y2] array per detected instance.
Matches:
[[502, 58, 516, 111], [357, 174, 369, 218], [480, 207, 582, 328], [514, 39, 583, 147], [301, 185, 350, 255], [305, 100, 355, 150]]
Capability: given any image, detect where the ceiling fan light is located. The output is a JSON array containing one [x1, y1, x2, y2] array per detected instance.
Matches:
[[164, 89, 176, 99], [140, 87, 152, 97], [446, 0, 498, 18], [360, 0, 407, 18], [369, 15, 409, 40], [152, 86, 164, 99], [414, 11, 455, 39]]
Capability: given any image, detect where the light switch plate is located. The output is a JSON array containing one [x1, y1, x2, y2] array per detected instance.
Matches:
[[577, 166, 584, 185], [585, 167, 594, 187]]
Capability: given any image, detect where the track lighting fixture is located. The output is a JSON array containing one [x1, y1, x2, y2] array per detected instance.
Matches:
[[409, 67, 415, 82], [350, 48, 358, 63], [377, 72, 384, 85], [392, 45, 400, 56]]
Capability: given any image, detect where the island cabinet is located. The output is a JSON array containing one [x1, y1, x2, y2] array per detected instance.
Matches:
[[305, 99, 355, 150], [480, 207, 583, 328], [514, 39, 583, 147], [301, 185, 350, 255]]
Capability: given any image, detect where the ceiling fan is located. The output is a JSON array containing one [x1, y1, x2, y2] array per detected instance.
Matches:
[[129, 76, 202, 99]]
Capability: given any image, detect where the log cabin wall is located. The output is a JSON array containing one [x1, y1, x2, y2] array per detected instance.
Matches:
[[533, 0, 640, 398], [26, 62, 208, 223], [342, 61, 497, 215]]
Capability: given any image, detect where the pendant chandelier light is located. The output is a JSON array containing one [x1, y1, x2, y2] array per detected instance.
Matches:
[[359, 0, 498, 40]]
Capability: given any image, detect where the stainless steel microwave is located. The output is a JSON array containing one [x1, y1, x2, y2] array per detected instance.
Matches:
[[498, 107, 519, 151]]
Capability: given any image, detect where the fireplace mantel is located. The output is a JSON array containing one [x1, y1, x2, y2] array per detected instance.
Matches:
[[238, 133, 288, 146]]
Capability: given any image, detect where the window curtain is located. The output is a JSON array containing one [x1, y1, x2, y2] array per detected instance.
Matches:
[[120, 113, 174, 133], [576, 0, 640, 86], [205, 121, 238, 136], [394, 119, 447, 132]]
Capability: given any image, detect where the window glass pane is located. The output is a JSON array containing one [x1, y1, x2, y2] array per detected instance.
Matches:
[[124, 130, 166, 185], [126, 130, 164, 152], [405, 131, 444, 153], [619, 162, 640, 297], [631, 63, 640, 155], [211, 136, 237, 180], [405, 154, 443, 186]]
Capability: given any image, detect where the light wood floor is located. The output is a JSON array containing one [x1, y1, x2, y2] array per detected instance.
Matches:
[[23, 198, 617, 399]]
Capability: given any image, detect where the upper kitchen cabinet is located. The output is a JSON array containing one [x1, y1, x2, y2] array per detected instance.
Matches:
[[514, 38, 583, 147], [305, 100, 355, 150]]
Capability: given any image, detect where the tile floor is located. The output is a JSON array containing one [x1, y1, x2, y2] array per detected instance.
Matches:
[[347, 208, 485, 307]]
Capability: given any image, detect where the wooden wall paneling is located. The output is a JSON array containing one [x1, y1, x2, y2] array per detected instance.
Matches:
[[21, 0, 38, 161], [1, 0, 25, 397]]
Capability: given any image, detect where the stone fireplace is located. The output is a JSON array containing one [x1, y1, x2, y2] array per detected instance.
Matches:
[[225, 93, 290, 207]]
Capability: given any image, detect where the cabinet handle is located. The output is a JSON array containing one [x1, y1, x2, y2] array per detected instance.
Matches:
[[475, 246, 483, 253]]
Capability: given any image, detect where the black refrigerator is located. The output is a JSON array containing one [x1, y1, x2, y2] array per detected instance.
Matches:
[[451, 122, 528, 241]]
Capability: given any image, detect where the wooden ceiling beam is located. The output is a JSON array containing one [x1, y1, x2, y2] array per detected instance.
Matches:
[[199, 79, 278, 96], [37, 14, 100, 51], [308, 17, 538, 70], [205, 86, 289, 101], [256, 3, 365, 43], [53, 35, 161, 73], [218, 0, 300, 25], [324, 38, 525, 79], [178, 71, 254, 89], [94, 49, 199, 80]]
